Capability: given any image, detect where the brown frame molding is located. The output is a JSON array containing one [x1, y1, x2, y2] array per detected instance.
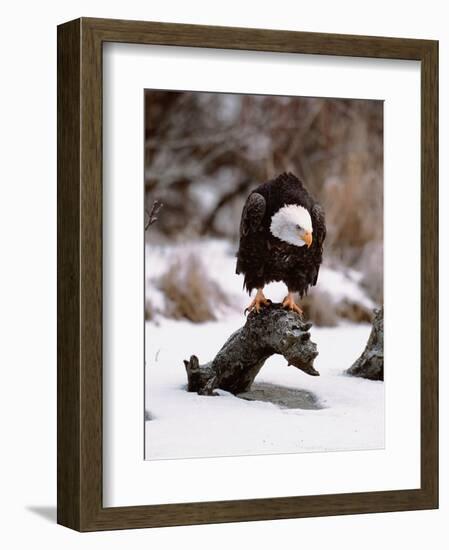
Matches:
[[57, 17, 438, 531]]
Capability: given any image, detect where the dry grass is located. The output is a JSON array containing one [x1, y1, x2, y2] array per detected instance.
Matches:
[[301, 291, 339, 327], [157, 253, 231, 323], [336, 299, 373, 324], [145, 299, 157, 321], [318, 105, 383, 302], [356, 242, 384, 304], [301, 290, 373, 327]]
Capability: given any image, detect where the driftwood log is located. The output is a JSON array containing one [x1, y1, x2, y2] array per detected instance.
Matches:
[[183, 303, 319, 396], [346, 307, 384, 381]]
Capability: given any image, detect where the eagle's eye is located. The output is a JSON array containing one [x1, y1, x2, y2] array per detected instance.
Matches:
[[296, 224, 303, 230]]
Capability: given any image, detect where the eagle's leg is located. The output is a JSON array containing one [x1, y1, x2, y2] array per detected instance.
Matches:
[[245, 288, 270, 314], [282, 291, 303, 317]]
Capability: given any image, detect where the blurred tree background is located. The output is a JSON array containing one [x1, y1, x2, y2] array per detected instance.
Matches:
[[145, 90, 383, 320]]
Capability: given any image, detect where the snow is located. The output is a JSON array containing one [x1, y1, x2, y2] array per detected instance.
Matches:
[[318, 267, 375, 309], [145, 317, 384, 460], [144, 238, 383, 460]]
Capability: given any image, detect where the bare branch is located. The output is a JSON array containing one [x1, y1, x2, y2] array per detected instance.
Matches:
[[145, 200, 163, 230]]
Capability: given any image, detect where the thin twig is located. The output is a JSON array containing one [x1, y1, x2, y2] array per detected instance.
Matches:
[[145, 200, 163, 230]]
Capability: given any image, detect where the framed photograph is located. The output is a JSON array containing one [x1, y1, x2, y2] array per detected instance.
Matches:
[[57, 17, 438, 531]]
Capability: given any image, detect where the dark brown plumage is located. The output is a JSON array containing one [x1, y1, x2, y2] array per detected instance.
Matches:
[[236, 173, 326, 305]]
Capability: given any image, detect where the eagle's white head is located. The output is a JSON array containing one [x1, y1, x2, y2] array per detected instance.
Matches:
[[270, 204, 313, 247]]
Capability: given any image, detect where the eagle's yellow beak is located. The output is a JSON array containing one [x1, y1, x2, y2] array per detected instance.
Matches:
[[303, 231, 313, 248]]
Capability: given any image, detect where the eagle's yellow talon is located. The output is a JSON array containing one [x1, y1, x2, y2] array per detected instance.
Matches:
[[245, 289, 270, 314], [282, 293, 303, 316]]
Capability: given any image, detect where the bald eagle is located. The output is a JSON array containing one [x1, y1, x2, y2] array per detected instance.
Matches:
[[236, 172, 326, 315]]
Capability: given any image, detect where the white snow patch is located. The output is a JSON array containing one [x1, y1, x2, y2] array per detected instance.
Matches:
[[145, 318, 384, 460], [317, 267, 375, 309]]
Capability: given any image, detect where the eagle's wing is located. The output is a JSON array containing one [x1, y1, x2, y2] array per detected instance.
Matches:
[[239, 192, 266, 237], [311, 203, 326, 285], [236, 193, 267, 289], [312, 203, 326, 250]]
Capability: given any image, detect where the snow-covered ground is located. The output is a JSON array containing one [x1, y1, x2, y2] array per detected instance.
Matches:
[[145, 317, 384, 460], [144, 238, 384, 460]]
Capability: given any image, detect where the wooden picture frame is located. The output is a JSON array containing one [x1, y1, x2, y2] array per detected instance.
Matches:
[[57, 17, 438, 531]]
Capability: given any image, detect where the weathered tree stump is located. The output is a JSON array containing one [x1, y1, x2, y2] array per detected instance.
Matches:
[[183, 303, 319, 396], [346, 307, 384, 381]]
